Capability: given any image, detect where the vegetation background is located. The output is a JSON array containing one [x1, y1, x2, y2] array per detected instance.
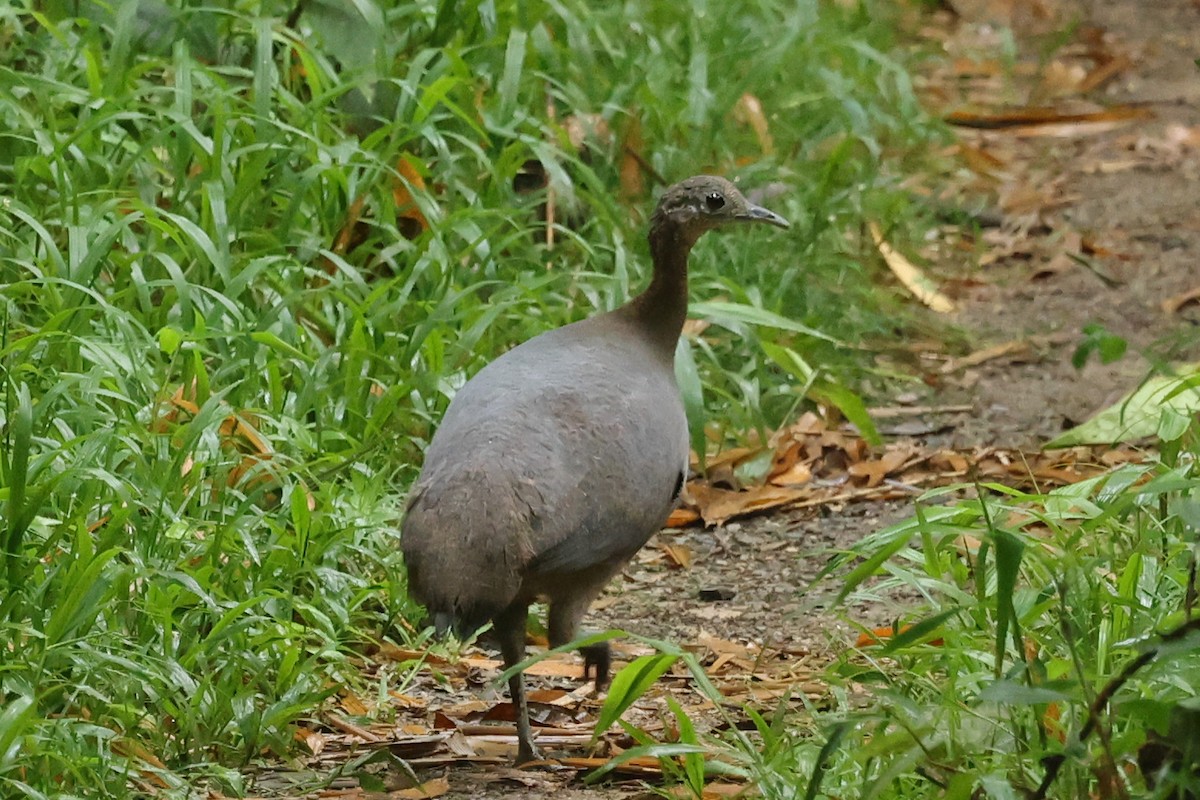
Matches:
[[1, 0, 1197, 797]]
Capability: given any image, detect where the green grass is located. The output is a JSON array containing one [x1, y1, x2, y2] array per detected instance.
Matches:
[[600, 418, 1200, 798], [0, 0, 940, 795]]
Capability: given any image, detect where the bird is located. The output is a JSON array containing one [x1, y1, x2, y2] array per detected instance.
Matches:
[[400, 175, 789, 763]]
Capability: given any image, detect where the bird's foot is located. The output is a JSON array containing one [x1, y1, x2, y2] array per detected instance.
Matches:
[[580, 642, 611, 690], [515, 740, 543, 766]]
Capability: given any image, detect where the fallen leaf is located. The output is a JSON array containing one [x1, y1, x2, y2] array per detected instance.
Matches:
[[1162, 286, 1200, 315], [391, 155, 430, 239], [691, 483, 810, 527], [948, 340, 1031, 373], [733, 93, 774, 155], [619, 113, 647, 199], [847, 448, 914, 488], [339, 693, 370, 716], [869, 221, 956, 313], [390, 777, 450, 799], [767, 460, 812, 486], [1077, 53, 1133, 93], [665, 506, 701, 528], [459, 655, 593, 679], [854, 624, 944, 648], [944, 104, 1151, 130], [660, 542, 693, 569], [696, 633, 756, 660]]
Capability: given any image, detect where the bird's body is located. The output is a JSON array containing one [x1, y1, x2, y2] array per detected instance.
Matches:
[[401, 176, 788, 763], [402, 311, 689, 634]]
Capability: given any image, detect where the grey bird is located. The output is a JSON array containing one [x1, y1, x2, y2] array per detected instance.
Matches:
[[401, 175, 789, 763]]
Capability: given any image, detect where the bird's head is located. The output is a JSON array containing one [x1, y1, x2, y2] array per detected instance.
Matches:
[[651, 175, 789, 245]]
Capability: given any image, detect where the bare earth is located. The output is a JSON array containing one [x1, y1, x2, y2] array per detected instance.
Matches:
[[254, 1, 1200, 797]]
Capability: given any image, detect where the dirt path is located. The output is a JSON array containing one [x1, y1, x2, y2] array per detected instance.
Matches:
[[255, 3, 1200, 797], [935, 0, 1200, 448]]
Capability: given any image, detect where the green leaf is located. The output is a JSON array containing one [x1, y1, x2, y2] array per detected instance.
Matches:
[[1045, 366, 1200, 446], [978, 680, 1071, 705], [804, 721, 853, 800], [592, 654, 679, 739], [991, 528, 1024, 676], [880, 607, 959, 653], [497, 29, 528, 119], [761, 341, 881, 445], [690, 300, 841, 344], [583, 742, 708, 784], [674, 337, 707, 467], [157, 326, 184, 355]]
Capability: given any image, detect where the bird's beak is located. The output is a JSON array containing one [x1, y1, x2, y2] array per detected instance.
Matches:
[[739, 204, 790, 229]]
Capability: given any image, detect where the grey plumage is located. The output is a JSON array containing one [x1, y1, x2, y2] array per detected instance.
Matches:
[[401, 175, 788, 763]]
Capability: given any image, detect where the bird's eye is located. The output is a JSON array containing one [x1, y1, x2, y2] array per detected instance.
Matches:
[[704, 192, 725, 211]]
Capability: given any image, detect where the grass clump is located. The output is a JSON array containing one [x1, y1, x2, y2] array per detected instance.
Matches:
[[601, 416, 1200, 799], [1, 0, 938, 794]]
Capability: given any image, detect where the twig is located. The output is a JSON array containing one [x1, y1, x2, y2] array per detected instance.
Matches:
[[328, 713, 383, 742], [868, 404, 974, 418], [620, 145, 667, 189], [1032, 617, 1200, 800], [284, 0, 306, 31]]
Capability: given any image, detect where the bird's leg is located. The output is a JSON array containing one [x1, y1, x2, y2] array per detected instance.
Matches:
[[494, 602, 539, 764], [549, 588, 611, 691], [580, 641, 612, 689]]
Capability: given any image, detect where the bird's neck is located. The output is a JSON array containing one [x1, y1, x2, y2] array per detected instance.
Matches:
[[624, 215, 695, 358]]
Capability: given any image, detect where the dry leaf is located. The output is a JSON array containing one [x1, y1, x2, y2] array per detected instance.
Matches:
[[392, 155, 430, 239], [294, 726, 326, 756], [945, 104, 1151, 130], [691, 483, 809, 527], [869, 221, 956, 313], [854, 623, 944, 648], [1162, 286, 1200, 315], [619, 113, 647, 199], [767, 460, 812, 486], [733, 93, 774, 155], [660, 542, 693, 569], [390, 777, 451, 799], [665, 506, 701, 528], [847, 448, 913, 488], [940, 339, 1032, 373], [459, 655, 592, 679], [340, 693, 370, 716]]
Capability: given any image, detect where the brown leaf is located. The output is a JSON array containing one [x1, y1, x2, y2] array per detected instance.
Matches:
[[690, 483, 809, 527], [294, 726, 326, 756], [696, 633, 756, 659], [339, 693, 370, 716], [390, 777, 450, 799], [665, 506, 702, 528], [1037, 60, 1088, 98], [847, 448, 913, 488], [660, 542, 693, 569], [733, 93, 774, 156], [854, 623, 944, 648], [945, 104, 1151, 131], [388, 692, 427, 709], [619, 113, 647, 199], [869, 221, 956, 313], [767, 460, 812, 487], [1162, 286, 1200, 315], [458, 655, 592, 679], [219, 413, 272, 456], [1077, 53, 1133, 93], [940, 339, 1033, 373], [391, 155, 430, 239]]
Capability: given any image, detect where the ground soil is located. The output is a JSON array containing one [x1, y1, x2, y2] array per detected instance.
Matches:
[[256, 2, 1200, 796]]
